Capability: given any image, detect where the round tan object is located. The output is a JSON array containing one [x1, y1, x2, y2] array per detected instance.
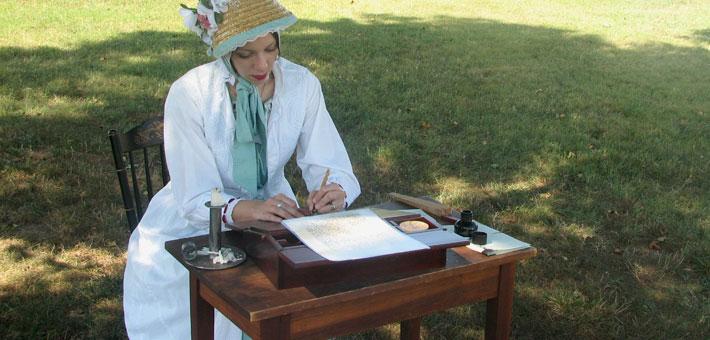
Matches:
[[399, 220, 429, 233]]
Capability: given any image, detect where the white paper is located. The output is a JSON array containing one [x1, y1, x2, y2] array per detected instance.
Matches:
[[468, 232, 529, 255], [281, 208, 430, 261], [464, 221, 530, 256], [439, 219, 530, 256]]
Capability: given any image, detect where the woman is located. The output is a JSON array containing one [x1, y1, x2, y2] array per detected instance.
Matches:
[[122, 1, 360, 339]]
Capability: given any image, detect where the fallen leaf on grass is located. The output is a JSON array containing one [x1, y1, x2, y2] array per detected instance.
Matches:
[[648, 241, 661, 250], [421, 121, 431, 129], [613, 248, 623, 254], [583, 234, 594, 241], [553, 254, 569, 261], [648, 236, 667, 250], [68, 310, 84, 318]]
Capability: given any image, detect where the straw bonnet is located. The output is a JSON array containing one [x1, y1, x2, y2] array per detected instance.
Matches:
[[180, 0, 297, 57]]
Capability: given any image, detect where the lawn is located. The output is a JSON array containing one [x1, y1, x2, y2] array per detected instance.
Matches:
[[1, 0, 709, 339]]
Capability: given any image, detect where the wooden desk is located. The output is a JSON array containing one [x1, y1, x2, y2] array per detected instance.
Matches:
[[165, 204, 536, 340]]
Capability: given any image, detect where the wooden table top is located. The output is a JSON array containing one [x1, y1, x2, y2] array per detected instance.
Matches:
[[165, 199, 536, 324], [165, 235, 536, 322]]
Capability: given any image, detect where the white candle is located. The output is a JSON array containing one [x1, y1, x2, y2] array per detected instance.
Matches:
[[210, 187, 225, 206]]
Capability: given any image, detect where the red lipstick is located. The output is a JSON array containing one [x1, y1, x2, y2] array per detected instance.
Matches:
[[252, 73, 267, 80]]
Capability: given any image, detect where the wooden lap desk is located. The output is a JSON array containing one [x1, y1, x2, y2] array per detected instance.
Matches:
[[164, 201, 537, 340]]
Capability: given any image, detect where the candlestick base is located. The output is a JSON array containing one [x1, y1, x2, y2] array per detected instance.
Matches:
[[183, 242, 247, 270]]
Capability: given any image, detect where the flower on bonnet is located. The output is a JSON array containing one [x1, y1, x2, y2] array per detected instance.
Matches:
[[211, 0, 230, 12], [197, 14, 211, 30], [196, 2, 218, 35], [180, 0, 229, 46], [179, 7, 202, 37]]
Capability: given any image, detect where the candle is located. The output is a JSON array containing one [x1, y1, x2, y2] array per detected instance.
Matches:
[[210, 187, 225, 206]]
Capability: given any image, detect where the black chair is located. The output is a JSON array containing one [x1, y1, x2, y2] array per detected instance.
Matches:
[[108, 117, 170, 232]]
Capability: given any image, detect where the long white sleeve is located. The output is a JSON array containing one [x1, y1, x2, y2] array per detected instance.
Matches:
[[295, 75, 361, 208], [163, 75, 236, 229]]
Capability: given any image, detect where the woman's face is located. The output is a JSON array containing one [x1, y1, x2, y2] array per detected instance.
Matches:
[[230, 34, 279, 86]]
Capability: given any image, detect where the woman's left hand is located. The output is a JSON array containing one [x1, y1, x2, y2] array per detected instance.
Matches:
[[307, 183, 346, 214]]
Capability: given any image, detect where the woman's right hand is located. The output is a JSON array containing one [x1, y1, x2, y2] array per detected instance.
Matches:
[[232, 194, 304, 222]]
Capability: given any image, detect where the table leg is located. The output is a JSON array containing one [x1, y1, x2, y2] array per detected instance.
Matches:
[[190, 272, 214, 340], [485, 263, 516, 340], [400, 317, 421, 340], [258, 315, 291, 340]]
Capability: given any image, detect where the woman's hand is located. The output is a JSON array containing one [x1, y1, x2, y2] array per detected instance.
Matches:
[[307, 183, 346, 214], [232, 194, 304, 222]]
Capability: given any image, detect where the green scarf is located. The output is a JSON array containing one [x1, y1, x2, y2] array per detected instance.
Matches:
[[221, 56, 268, 196]]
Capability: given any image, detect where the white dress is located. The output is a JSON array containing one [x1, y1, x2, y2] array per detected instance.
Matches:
[[123, 57, 361, 339]]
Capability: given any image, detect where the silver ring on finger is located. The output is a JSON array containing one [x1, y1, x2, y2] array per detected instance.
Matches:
[[329, 203, 336, 212], [276, 201, 284, 208]]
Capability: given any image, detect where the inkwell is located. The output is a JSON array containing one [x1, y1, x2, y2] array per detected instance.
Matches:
[[181, 188, 247, 269], [455, 210, 487, 245]]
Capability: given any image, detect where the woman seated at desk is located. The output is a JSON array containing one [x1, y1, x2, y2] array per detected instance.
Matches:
[[122, 1, 361, 339]]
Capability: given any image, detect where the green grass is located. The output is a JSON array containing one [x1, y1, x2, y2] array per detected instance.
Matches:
[[1, 0, 709, 339]]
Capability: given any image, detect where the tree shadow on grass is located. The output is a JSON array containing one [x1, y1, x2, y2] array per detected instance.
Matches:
[[285, 15, 709, 202], [686, 28, 710, 44], [286, 15, 710, 340], [1, 14, 709, 340], [0, 241, 125, 339]]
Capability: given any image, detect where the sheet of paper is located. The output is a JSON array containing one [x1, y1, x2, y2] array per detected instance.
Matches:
[[281, 208, 430, 261], [467, 231, 530, 255], [369, 208, 438, 222], [440, 219, 530, 256]]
